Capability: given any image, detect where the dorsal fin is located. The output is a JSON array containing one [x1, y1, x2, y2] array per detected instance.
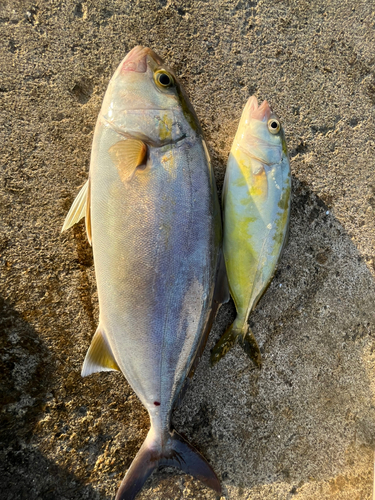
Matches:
[[61, 180, 89, 233], [81, 327, 120, 377], [109, 139, 147, 183]]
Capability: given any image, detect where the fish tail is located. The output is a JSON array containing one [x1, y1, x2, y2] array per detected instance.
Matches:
[[115, 428, 221, 500], [114, 430, 158, 500], [210, 317, 262, 368]]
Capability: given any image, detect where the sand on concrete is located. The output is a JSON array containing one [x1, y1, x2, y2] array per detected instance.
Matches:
[[1, 0, 375, 499]]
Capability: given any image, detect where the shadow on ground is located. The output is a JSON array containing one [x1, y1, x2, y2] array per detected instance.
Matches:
[[1, 177, 374, 500], [169, 176, 375, 499], [0, 297, 109, 500]]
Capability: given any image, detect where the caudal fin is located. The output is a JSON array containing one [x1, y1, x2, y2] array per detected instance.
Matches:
[[115, 429, 221, 500], [115, 432, 158, 500], [210, 318, 262, 368]]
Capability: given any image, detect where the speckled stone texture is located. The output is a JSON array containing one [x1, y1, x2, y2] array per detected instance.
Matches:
[[1, 0, 375, 499]]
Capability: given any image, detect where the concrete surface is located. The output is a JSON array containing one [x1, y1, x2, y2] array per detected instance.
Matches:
[[1, 0, 375, 499]]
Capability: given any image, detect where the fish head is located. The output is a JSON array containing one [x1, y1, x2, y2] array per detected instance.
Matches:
[[101, 46, 201, 145], [236, 96, 288, 165]]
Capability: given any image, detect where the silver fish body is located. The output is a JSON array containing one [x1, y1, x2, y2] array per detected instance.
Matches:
[[91, 120, 218, 421], [62, 46, 226, 499]]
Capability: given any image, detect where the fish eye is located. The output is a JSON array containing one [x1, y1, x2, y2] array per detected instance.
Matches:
[[267, 119, 281, 134], [154, 70, 174, 88], [154, 69, 174, 88]]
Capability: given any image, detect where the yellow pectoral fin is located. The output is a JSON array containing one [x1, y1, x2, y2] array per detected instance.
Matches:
[[81, 327, 120, 377], [250, 166, 268, 201], [109, 139, 147, 183], [61, 179, 89, 233]]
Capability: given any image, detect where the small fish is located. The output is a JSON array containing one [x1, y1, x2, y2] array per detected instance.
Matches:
[[211, 96, 291, 367], [62, 46, 228, 499]]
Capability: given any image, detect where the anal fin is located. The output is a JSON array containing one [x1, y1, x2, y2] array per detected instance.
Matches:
[[81, 327, 120, 377]]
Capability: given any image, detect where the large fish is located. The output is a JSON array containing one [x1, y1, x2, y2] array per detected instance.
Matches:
[[62, 46, 227, 499], [210, 96, 291, 367]]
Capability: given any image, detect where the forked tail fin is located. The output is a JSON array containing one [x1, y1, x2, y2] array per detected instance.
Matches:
[[115, 429, 221, 500], [210, 317, 262, 368]]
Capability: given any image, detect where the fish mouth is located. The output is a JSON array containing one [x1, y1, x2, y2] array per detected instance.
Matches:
[[245, 95, 273, 122], [121, 46, 164, 73]]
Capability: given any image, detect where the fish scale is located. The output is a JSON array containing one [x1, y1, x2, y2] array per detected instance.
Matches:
[[62, 46, 227, 499]]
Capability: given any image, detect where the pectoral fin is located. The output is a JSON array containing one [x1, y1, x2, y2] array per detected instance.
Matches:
[[81, 327, 120, 377], [61, 180, 89, 232], [109, 139, 147, 183], [251, 164, 268, 201]]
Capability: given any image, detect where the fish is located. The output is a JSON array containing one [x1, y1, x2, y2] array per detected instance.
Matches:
[[210, 96, 291, 367], [62, 46, 228, 499]]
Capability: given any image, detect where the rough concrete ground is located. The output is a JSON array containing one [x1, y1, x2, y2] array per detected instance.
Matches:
[[1, 0, 375, 499]]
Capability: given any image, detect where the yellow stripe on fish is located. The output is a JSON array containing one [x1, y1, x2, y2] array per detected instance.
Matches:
[[211, 96, 291, 367]]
